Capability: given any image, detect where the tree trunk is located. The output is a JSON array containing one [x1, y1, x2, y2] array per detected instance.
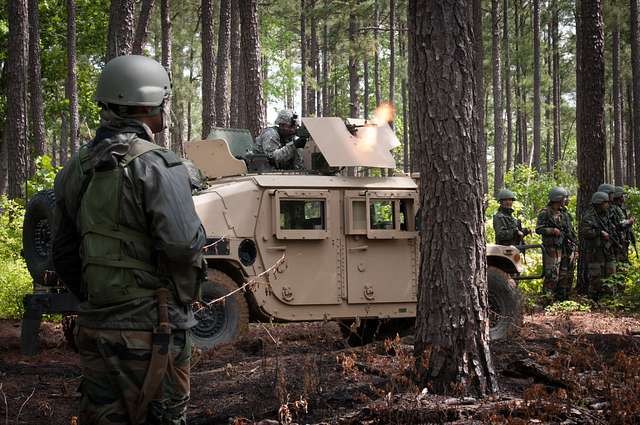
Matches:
[[67, 0, 79, 155], [631, 0, 640, 186], [6, 0, 28, 198], [374, 0, 381, 106], [28, 0, 46, 166], [532, 0, 541, 171], [552, 0, 561, 168], [230, 0, 242, 128], [514, 0, 522, 165], [322, 4, 330, 116], [301, 0, 307, 116], [474, 0, 487, 194], [201, 0, 215, 137], [402, 76, 409, 173], [348, 6, 360, 118], [60, 113, 68, 164], [363, 56, 369, 119], [0, 135, 7, 195], [132, 0, 155, 54], [504, 0, 513, 172], [613, 18, 623, 185], [409, 0, 497, 397], [545, 22, 552, 173], [307, 0, 318, 116], [106, 0, 135, 60], [389, 0, 396, 107], [627, 81, 635, 186], [576, 0, 605, 294], [156, 0, 171, 149], [492, 0, 504, 194], [215, 0, 231, 127], [239, 0, 264, 138]]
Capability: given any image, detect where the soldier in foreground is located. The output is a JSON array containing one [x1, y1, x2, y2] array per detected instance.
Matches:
[[52, 55, 206, 424], [493, 189, 531, 246], [253, 109, 308, 170], [580, 191, 617, 301], [558, 189, 578, 300], [536, 187, 574, 300], [611, 186, 636, 262]]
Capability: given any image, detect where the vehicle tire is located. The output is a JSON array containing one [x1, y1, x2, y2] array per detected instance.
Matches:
[[22, 189, 56, 286], [192, 269, 249, 350], [487, 265, 523, 341], [339, 319, 380, 347]]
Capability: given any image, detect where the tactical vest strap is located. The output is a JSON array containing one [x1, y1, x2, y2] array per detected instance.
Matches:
[[83, 223, 153, 245], [122, 139, 165, 166], [84, 256, 157, 273]]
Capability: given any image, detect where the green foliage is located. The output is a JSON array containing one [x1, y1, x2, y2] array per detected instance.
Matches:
[[544, 300, 591, 314], [0, 197, 32, 319], [26, 156, 62, 198]]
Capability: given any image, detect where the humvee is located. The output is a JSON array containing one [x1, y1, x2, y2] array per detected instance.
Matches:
[[20, 117, 525, 353]]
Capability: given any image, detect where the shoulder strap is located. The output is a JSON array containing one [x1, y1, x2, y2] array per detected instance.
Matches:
[[122, 139, 165, 166]]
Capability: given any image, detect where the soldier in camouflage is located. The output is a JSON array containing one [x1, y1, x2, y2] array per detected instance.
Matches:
[[580, 191, 617, 301], [558, 189, 578, 300], [492, 189, 531, 246], [598, 183, 625, 260], [253, 109, 308, 170], [536, 187, 573, 300], [611, 186, 636, 262], [52, 55, 206, 424]]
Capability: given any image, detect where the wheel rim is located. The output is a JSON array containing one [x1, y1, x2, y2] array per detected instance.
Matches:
[[193, 299, 227, 340], [34, 219, 51, 257]]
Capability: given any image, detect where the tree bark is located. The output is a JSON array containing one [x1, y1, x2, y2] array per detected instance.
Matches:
[[301, 0, 307, 116], [201, 0, 215, 137], [156, 0, 171, 149], [492, 0, 504, 194], [322, 4, 330, 116], [215, 0, 231, 127], [239, 0, 265, 138], [60, 113, 68, 165], [67, 0, 79, 156], [230, 0, 242, 128], [504, 0, 513, 172], [626, 80, 635, 186], [389, 0, 396, 107], [106, 0, 135, 60], [28, 0, 46, 165], [363, 56, 369, 119], [532, 0, 541, 171], [132, 0, 155, 55], [6, 0, 29, 198], [552, 0, 561, 168], [631, 0, 640, 186], [374, 0, 381, 106], [545, 22, 552, 173], [348, 6, 360, 118], [307, 0, 318, 116], [473, 0, 487, 194], [409, 0, 498, 397], [613, 18, 623, 185]]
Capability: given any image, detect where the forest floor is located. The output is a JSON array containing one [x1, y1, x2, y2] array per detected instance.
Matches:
[[1, 312, 640, 424]]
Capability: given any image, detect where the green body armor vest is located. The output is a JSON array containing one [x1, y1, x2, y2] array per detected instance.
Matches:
[[78, 139, 164, 306]]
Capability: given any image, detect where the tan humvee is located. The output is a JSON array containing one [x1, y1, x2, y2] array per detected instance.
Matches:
[[184, 118, 525, 349]]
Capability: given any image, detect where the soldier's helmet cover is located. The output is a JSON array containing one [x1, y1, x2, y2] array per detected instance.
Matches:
[[597, 183, 616, 195], [275, 109, 298, 126], [548, 187, 568, 203], [613, 186, 625, 199], [496, 189, 516, 201], [95, 55, 171, 107], [591, 191, 610, 205]]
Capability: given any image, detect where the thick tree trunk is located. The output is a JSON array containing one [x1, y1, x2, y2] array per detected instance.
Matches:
[[215, 0, 231, 127], [28, 0, 46, 165], [7, 0, 29, 198], [532, 0, 541, 171], [374, 0, 381, 106], [67, 0, 79, 155], [409, 0, 497, 397], [631, 0, 640, 186], [239, 0, 265, 138], [106, 0, 135, 60], [230, 0, 242, 128], [402, 76, 409, 173], [132, 0, 155, 55], [627, 81, 635, 186], [552, 0, 561, 168], [156, 0, 171, 149], [504, 0, 513, 172], [301, 0, 307, 116], [492, 0, 504, 194], [473, 0, 487, 194], [545, 23, 552, 173], [576, 0, 605, 294], [613, 20, 623, 185], [201, 0, 215, 137], [348, 7, 360, 118]]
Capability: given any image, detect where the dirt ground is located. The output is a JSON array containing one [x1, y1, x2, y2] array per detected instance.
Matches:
[[1, 312, 640, 424]]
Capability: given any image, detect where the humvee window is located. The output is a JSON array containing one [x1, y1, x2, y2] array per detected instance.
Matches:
[[280, 200, 326, 230], [370, 200, 395, 230]]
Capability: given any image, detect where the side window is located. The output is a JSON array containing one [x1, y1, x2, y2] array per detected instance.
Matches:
[[279, 200, 326, 230], [369, 200, 396, 230]]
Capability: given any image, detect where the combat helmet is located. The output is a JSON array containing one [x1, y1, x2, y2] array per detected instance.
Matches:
[[548, 187, 568, 203], [597, 183, 616, 195], [613, 186, 625, 199], [496, 189, 515, 201], [591, 191, 610, 205], [95, 55, 171, 107], [275, 109, 298, 126]]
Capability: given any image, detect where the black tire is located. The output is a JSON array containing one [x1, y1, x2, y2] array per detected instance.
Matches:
[[22, 189, 56, 286], [488, 266, 523, 340], [192, 269, 249, 350], [339, 318, 414, 347]]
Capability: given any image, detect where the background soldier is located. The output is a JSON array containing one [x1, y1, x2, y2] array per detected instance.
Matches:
[[580, 191, 617, 301], [253, 109, 308, 170], [612, 186, 636, 262], [493, 189, 531, 246], [558, 189, 578, 300], [598, 183, 624, 260], [52, 55, 206, 424], [536, 187, 570, 300]]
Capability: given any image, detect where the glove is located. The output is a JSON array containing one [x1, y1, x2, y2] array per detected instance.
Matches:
[[294, 137, 308, 149]]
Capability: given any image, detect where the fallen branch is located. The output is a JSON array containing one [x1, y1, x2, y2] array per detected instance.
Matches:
[[0, 383, 7, 425], [15, 387, 35, 425]]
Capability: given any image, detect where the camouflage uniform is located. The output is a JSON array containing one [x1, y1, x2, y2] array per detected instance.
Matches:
[[536, 206, 565, 297], [579, 195, 617, 301], [493, 207, 522, 246], [558, 206, 578, 300], [610, 203, 630, 261], [52, 56, 205, 425], [254, 127, 304, 169]]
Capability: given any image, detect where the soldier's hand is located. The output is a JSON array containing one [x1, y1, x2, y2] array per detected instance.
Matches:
[[523, 228, 531, 236], [294, 137, 308, 149], [551, 228, 561, 236], [630, 217, 636, 225], [517, 231, 524, 238], [601, 231, 609, 240]]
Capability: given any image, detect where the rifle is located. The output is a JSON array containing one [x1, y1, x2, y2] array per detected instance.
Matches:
[[593, 211, 624, 251]]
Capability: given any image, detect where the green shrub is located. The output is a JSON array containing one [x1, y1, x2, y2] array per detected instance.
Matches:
[[26, 155, 61, 198], [545, 300, 591, 314]]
